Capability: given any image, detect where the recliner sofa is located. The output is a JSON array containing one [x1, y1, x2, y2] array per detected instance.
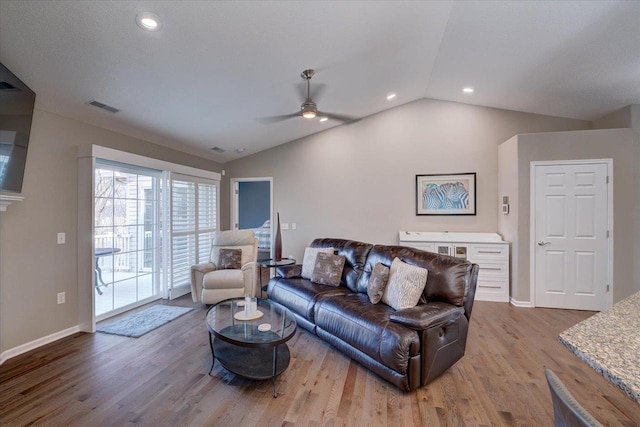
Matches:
[[267, 238, 479, 391]]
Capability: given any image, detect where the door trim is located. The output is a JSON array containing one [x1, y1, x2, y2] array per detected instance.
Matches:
[[230, 177, 274, 255], [529, 159, 613, 309]]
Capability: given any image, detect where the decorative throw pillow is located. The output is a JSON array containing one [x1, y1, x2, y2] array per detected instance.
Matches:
[[367, 263, 390, 304], [311, 252, 346, 287], [301, 246, 334, 279], [218, 248, 242, 270], [382, 257, 428, 310]]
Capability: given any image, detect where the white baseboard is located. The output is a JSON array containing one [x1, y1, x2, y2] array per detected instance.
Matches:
[[0, 325, 80, 365], [510, 297, 534, 308]]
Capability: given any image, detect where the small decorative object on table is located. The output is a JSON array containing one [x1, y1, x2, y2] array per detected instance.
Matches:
[[274, 212, 282, 261]]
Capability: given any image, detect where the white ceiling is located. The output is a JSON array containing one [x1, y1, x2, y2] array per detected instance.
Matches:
[[1, 1, 639, 163]]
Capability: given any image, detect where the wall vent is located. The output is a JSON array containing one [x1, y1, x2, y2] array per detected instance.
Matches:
[[87, 99, 120, 113], [0, 81, 20, 92], [211, 146, 226, 153]]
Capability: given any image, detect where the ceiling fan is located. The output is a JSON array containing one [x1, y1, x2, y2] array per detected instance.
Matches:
[[259, 69, 357, 124]]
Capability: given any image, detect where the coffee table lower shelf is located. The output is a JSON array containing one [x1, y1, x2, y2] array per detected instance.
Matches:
[[212, 339, 291, 380]]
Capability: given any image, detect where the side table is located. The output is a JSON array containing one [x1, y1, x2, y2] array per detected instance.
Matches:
[[259, 258, 295, 298]]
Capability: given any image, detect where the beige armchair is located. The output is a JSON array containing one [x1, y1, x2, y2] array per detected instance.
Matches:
[[190, 229, 259, 305]]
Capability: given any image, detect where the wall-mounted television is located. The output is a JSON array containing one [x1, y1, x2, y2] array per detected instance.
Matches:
[[0, 63, 36, 193]]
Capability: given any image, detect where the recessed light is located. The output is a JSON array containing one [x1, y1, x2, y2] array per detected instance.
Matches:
[[136, 12, 162, 32], [235, 148, 246, 154], [462, 87, 474, 94], [319, 117, 328, 122], [386, 93, 397, 100]]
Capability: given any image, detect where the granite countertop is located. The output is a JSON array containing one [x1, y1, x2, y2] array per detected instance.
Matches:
[[559, 291, 640, 403]]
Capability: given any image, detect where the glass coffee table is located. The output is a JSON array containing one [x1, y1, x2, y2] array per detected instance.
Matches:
[[205, 298, 297, 397]]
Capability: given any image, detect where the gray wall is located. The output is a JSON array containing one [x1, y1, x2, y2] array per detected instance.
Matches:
[[591, 105, 640, 294], [0, 108, 222, 353], [238, 181, 270, 229], [222, 98, 590, 263], [498, 129, 635, 304]]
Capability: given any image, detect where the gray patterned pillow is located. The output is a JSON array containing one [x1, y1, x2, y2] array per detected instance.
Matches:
[[218, 248, 242, 269], [311, 252, 345, 287], [367, 263, 390, 304], [382, 257, 428, 310], [301, 246, 334, 279]]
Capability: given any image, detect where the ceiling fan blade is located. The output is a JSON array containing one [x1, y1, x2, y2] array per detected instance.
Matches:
[[257, 112, 301, 124], [317, 111, 359, 123]]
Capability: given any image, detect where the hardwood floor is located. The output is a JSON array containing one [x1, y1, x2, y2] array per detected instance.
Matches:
[[1, 299, 638, 426]]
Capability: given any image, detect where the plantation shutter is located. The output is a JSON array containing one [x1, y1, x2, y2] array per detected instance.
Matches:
[[169, 173, 219, 299]]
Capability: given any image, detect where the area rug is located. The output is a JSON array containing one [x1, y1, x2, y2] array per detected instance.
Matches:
[[97, 305, 193, 338]]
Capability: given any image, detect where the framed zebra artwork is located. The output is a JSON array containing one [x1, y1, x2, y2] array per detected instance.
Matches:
[[415, 173, 476, 215]]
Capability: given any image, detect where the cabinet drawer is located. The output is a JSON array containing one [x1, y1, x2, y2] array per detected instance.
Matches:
[[470, 245, 508, 260], [477, 262, 508, 280], [474, 280, 509, 302]]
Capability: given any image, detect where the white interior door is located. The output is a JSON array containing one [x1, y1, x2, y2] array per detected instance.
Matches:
[[533, 161, 610, 311]]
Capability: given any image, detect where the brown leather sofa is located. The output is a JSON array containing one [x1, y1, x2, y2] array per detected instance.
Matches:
[[267, 238, 479, 391]]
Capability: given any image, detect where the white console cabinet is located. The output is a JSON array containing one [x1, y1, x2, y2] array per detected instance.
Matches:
[[398, 232, 510, 303]]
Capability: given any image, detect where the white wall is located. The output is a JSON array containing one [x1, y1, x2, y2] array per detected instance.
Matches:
[[0, 108, 222, 355], [222, 98, 590, 264]]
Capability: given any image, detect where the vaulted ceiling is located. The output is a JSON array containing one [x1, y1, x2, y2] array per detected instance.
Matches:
[[1, 1, 638, 163]]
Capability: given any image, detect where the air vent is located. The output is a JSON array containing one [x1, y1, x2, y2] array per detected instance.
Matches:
[[87, 99, 120, 113], [211, 146, 226, 153], [0, 81, 20, 92]]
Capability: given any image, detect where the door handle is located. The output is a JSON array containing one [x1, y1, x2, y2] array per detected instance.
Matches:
[[537, 241, 551, 246]]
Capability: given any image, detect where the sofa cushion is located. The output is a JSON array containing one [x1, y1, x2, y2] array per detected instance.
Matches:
[[358, 245, 472, 307], [382, 257, 428, 310], [218, 248, 242, 270], [312, 252, 346, 287], [310, 238, 374, 292], [314, 293, 420, 374], [268, 277, 349, 323], [301, 247, 334, 279], [367, 263, 390, 304]]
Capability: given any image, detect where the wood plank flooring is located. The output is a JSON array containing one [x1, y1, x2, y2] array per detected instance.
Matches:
[[1, 299, 639, 426]]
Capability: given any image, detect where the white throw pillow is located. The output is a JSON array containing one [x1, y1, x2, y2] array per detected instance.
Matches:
[[382, 257, 428, 310], [301, 247, 335, 279]]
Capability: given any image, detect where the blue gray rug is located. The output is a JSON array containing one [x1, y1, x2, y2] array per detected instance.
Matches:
[[97, 305, 193, 338]]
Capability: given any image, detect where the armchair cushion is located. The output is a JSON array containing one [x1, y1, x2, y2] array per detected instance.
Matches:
[[203, 269, 244, 290], [218, 248, 242, 269]]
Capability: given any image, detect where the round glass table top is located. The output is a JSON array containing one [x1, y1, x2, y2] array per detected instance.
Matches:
[[206, 298, 297, 347]]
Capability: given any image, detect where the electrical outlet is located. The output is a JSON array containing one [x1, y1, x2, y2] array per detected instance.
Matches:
[[281, 223, 290, 230], [57, 232, 66, 244], [57, 292, 65, 304]]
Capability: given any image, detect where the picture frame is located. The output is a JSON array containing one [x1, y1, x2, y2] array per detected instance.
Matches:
[[416, 173, 476, 215]]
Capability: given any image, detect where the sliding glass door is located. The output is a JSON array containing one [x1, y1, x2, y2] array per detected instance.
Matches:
[[94, 161, 162, 318]]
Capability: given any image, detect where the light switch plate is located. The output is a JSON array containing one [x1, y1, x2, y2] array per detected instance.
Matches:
[[57, 232, 66, 244], [281, 223, 290, 230], [292, 223, 297, 230]]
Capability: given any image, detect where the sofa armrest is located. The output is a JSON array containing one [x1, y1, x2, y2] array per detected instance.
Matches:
[[390, 302, 464, 330], [242, 261, 259, 297], [275, 264, 302, 278], [190, 262, 216, 303]]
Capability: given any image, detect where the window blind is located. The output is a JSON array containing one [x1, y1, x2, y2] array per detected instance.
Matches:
[[169, 174, 219, 294]]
